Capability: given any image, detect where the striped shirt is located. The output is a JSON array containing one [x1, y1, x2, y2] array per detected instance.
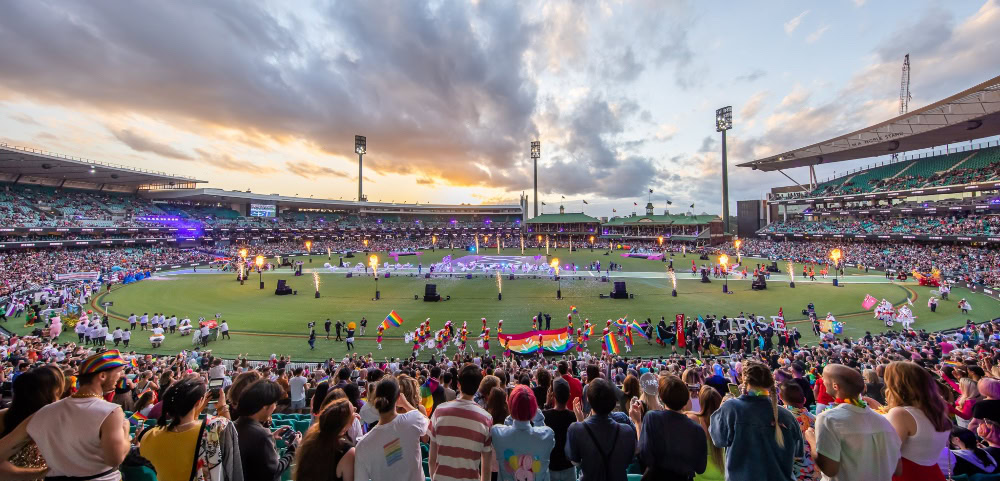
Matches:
[[428, 398, 493, 481]]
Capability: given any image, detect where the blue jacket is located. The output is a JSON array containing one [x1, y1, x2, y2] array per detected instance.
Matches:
[[709, 394, 804, 481], [492, 420, 556, 481]]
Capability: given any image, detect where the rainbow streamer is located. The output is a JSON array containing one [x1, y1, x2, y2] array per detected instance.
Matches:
[[628, 320, 649, 339], [499, 328, 574, 354], [380, 310, 404, 331], [604, 333, 620, 355]]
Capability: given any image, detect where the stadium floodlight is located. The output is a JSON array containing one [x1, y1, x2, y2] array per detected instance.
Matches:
[[355, 135, 367, 202], [530, 141, 540, 218], [716, 106, 733, 235]]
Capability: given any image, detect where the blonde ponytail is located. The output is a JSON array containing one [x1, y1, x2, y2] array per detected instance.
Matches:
[[770, 389, 784, 448]]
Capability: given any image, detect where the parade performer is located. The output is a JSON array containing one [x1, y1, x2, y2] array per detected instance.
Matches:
[[376, 326, 384, 350], [582, 321, 591, 347], [482, 327, 490, 352], [460, 326, 468, 353], [532, 316, 538, 331], [497, 319, 503, 336], [481, 317, 487, 335], [624, 327, 633, 353], [959, 298, 972, 314], [601, 327, 610, 355]]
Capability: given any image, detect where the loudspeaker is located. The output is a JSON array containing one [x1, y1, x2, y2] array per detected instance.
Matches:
[[346, 272, 352, 278], [701, 270, 711, 283], [425, 273, 430, 279], [275, 280, 292, 295], [424, 283, 441, 302], [611, 281, 628, 299], [466, 274, 473, 279]]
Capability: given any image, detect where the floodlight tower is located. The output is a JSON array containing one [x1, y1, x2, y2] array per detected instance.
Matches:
[[355, 135, 367, 202], [899, 54, 912, 115], [716, 106, 733, 234], [531, 141, 541, 217]]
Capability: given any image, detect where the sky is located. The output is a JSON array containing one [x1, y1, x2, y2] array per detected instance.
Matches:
[[1, 0, 999, 217]]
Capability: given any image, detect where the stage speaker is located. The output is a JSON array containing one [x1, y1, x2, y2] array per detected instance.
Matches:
[[466, 274, 473, 279], [601, 276, 608, 282], [274, 280, 292, 295], [701, 270, 711, 283], [424, 284, 441, 302], [425, 273, 431, 279], [752, 273, 767, 290], [611, 281, 629, 299], [509, 274, 514, 280], [699, 254, 709, 260], [346, 272, 352, 278]]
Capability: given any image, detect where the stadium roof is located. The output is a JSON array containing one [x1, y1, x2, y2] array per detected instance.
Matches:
[[525, 213, 601, 224], [602, 214, 720, 226], [739, 74, 1000, 172], [143, 188, 522, 212], [0, 142, 205, 187]]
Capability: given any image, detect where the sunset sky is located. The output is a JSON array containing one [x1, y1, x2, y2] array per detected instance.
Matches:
[[1, 0, 999, 216]]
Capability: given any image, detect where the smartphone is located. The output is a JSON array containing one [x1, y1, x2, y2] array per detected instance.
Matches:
[[727, 383, 741, 397], [208, 378, 224, 404]]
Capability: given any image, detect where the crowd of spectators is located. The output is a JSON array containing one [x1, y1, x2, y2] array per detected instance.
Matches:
[[3, 312, 1000, 480], [760, 215, 1000, 236]]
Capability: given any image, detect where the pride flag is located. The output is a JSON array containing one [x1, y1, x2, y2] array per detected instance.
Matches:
[[499, 328, 574, 354], [862, 294, 877, 311], [614, 316, 629, 328], [628, 320, 649, 339], [380, 310, 404, 331], [604, 333, 620, 355], [128, 411, 148, 426]]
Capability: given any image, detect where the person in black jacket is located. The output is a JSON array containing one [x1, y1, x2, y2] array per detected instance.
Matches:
[[234, 380, 301, 481]]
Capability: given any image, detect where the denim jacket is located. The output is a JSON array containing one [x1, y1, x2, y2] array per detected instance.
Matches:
[[709, 395, 804, 481], [492, 420, 556, 481]]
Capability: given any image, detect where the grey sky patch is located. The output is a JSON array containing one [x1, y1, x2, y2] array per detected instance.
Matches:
[[111, 128, 194, 160]]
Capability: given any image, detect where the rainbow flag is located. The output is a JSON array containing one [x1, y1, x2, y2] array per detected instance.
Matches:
[[128, 411, 148, 426], [628, 320, 649, 339], [604, 333, 620, 355], [571, 306, 578, 314], [944, 360, 964, 368], [614, 316, 629, 328], [499, 328, 574, 354], [380, 310, 404, 331], [130, 358, 139, 369]]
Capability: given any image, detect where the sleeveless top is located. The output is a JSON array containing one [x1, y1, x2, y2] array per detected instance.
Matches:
[[139, 424, 202, 481], [27, 397, 121, 481], [895, 406, 950, 465]]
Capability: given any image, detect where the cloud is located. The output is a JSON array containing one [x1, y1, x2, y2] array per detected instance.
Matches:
[[415, 177, 435, 185], [784, 10, 809, 35], [654, 124, 678, 141], [697, 136, 718, 153], [778, 85, 810, 109], [613, 47, 645, 83], [854, 0, 867, 6], [286, 160, 349, 179], [195, 148, 276, 174], [111, 128, 194, 160], [806, 25, 830, 44], [8, 112, 40, 126], [735, 69, 767, 83], [876, 7, 954, 63], [0, 0, 540, 189], [740, 91, 769, 121]]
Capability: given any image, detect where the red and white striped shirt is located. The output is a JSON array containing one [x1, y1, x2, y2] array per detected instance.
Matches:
[[428, 398, 493, 481]]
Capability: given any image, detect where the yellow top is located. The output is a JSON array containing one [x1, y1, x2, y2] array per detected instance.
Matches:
[[138, 424, 201, 481]]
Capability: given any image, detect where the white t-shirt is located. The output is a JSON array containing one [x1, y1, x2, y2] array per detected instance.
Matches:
[[815, 403, 902, 481], [289, 376, 308, 402], [354, 410, 430, 481]]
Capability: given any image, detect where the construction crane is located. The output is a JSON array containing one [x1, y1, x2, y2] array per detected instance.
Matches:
[[899, 54, 912, 115]]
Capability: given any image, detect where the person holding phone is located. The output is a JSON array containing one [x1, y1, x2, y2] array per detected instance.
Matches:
[[235, 380, 300, 481]]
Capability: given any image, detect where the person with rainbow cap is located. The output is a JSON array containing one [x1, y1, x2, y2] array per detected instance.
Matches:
[[0, 350, 131, 481]]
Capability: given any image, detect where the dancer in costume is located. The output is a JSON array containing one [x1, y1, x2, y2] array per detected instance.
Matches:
[[376, 326, 384, 350]]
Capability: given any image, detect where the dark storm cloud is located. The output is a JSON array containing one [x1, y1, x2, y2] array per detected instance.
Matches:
[[0, 0, 539, 187], [111, 128, 194, 160]]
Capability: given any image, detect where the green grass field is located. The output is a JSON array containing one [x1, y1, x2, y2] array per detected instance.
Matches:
[[12, 248, 999, 361]]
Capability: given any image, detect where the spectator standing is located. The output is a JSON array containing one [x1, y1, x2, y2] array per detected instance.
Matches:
[[354, 377, 429, 481], [566, 378, 636, 481], [710, 362, 803, 481], [778, 382, 817, 481], [0, 351, 131, 481], [805, 364, 900, 481], [685, 385, 725, 481], [234, 380, 300, 481], [0, 366, 64, 480], [138, 378, 241, 481], [289, 368, 309, 413], [557, 361, 583, 410], [543, 378, 578, 481], [491, 386, 555, 481], [293, 397, 357, 481], [631, 375, 707, 481], [428, 364, 493, 481], [882, 361, 950, 481]]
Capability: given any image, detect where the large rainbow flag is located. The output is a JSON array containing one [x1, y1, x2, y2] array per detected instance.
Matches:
[[628, 319, 649, 339], [498, 327, 574, 354], [604, 333, 620, 355], [380, 310, 404, 331]]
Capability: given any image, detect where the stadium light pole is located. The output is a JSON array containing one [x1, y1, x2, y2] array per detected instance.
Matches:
[[355, 135, 367, 202], [716, 107, 733, 235], [531, 141, 540, 218]]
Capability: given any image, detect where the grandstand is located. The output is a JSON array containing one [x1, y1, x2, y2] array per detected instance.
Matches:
[[743, 74, 1000, 244]]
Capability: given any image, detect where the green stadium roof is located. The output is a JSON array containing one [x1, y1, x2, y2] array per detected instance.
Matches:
[[525, 213, 602, 224]]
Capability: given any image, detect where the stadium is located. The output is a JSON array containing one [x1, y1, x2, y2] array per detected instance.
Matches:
[[5, 3, 1000, 481], [4, 74, 1000, 362]]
